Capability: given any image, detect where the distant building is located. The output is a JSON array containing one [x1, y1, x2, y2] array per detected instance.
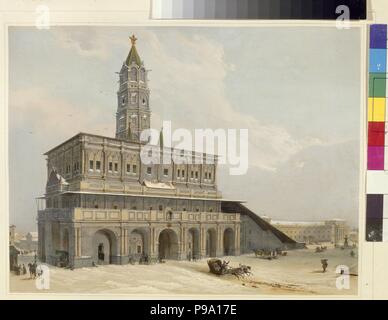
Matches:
[[266, 218, 349, 244], [9, 245, 20, 271], [9, 225, 20, 271], [10, 225, 38, 253], [348, 229, 359, 244], [9, 225, 16, 245], [18, 232, 38, 252]]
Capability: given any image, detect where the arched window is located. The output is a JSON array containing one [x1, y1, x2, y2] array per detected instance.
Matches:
[[140, 68, 145, 82], [167, 211, 173, 220], [130, 67, 137, 81]]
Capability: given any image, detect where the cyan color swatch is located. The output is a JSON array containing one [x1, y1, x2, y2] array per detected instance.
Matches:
[[370, 49, 387, 73]]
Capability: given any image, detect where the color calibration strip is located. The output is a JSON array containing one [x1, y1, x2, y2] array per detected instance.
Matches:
[[151, 0, 366, 20], [366, 24, 388, 242]]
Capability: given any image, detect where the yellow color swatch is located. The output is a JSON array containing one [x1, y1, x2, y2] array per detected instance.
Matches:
[[368, 97, 386, 121]]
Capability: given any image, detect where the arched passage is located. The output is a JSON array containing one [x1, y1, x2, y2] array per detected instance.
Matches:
[[158, 229, 179, 260], [223, 228, 235, 256], [187, 228, 200, 260], [206, 228, 217, 257], [92, 229, 118, 265]]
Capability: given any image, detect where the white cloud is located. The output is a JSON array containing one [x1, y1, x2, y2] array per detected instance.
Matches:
[[9, 87, 115, 146], [139, 30, 323, 171], [52, 28, 112, 60]]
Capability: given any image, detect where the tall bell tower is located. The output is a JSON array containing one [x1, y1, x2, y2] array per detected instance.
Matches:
[[115, 35, 151, 142]]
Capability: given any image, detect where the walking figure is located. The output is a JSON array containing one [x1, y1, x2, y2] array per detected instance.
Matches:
[[321, 259, 328, 273]]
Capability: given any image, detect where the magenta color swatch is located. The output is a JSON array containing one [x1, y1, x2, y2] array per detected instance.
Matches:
[[368, 146, 385, 170]]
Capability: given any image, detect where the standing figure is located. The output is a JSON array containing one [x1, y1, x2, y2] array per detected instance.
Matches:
[[321, 259, 328, 273], [98, 243, 105, 262]]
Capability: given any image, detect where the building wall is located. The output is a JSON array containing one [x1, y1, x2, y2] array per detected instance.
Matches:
[[38, 208, 241, 268], [271, 220, 349, 244], [45, 134, 218, 192], [45, 193, 220, 213]]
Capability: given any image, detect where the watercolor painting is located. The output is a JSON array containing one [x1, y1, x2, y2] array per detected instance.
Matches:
[[9, 26, 360, 295]]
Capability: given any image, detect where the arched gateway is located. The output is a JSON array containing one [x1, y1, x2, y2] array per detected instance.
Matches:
[[158, 229, 179, 260], [187, 228, 200, 260], [223, 228, 235, 256], [92, 229, 118, 264], [206, 228, 217, 257]]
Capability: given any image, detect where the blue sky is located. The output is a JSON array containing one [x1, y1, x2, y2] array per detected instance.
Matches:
[[9, 26, 361, 232]]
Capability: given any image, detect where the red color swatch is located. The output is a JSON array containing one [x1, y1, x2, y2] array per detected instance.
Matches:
[[368, 122, 385, 146]]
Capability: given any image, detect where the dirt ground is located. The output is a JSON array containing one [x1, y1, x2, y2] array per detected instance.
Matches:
[[9, 246, 358, 297]]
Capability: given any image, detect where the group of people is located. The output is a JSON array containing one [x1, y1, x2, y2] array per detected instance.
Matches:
[[14, 262, 38, 279], [14, 263, 27, 276]]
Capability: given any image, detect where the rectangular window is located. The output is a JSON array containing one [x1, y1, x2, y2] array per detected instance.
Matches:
[[191, 171, 194, 179], [114, 162, 118, 172], [96, 161, 101, 171], [132, 164, 137, 173], [109, 162, 113, 172], [89, 160, 94, 170], [127, 164, 131, 173], [195, 171, 198, 179], [177, 169, 181, 178], [205, 172, 208, 179], [131, 93, 137, 104], [182, 170, 185, 178], [163, 168, 168, 176], [147, 167, 152, 175], [209, 172, 212, 180]]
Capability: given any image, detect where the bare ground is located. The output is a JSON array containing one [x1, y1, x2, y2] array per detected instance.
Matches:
[[9, 246, 358, 296]]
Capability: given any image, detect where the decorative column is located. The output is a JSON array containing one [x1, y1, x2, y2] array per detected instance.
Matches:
[[216, 224, 224, 257], [179, 225, 186, 260], [120, 227, 125, 256], [234, 224, 240, 256], [200, 225, 206, 258], [38, 222, 45, 261], [58, 224, 64, 250], [149, 226, 157, 260], [44, 221, 52, 264], [124, 228, 128, 256]]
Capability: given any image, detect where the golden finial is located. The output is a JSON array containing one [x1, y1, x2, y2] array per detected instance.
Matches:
[[130, 34, 137, 46]]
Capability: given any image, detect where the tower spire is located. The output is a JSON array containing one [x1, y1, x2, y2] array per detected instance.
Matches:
[[116, 35, 151, 142], [126, 34, 142, 66], [129, 34, 138, 45]]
